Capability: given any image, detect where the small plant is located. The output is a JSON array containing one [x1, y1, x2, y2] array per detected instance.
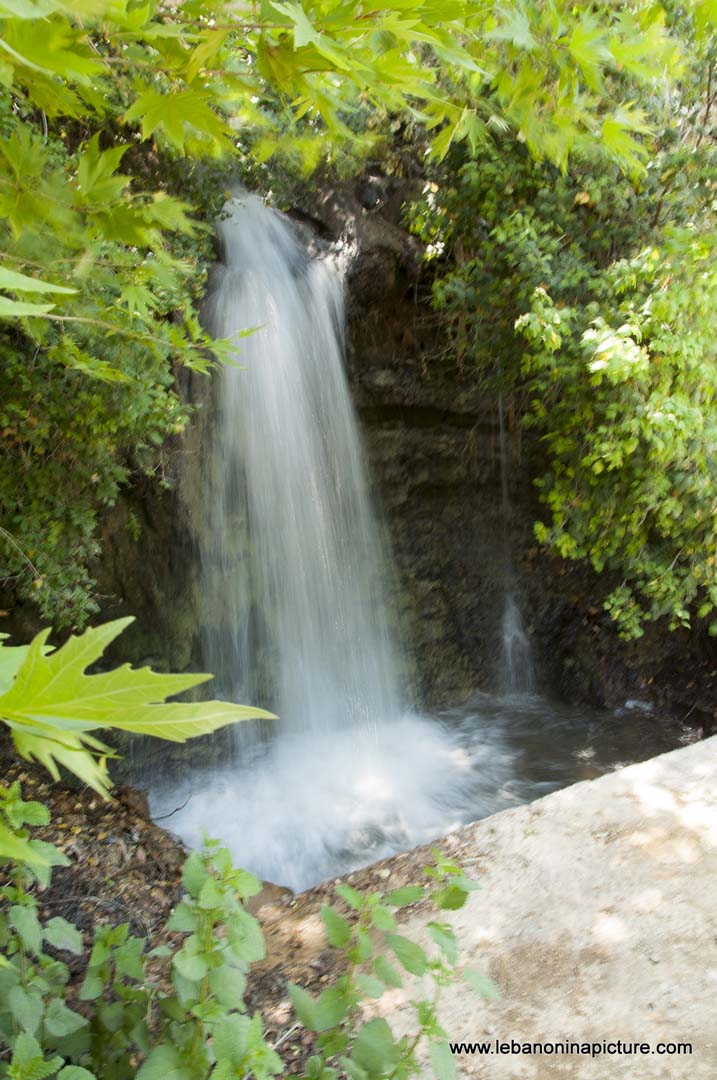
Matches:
[[286, 851, 496, 1079], [0, 783, 87, 1080]]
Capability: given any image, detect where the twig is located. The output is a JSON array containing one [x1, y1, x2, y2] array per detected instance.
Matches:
[[239, 1024, 302, 1080], [154, 793, 192, 820], [0, 526, 42, 580], [695, 61, 715, 152], [40, 895, 120, 909], [272, 1022, 302, 1052]]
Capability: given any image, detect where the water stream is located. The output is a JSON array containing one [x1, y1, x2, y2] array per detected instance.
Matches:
[[500, 595, 535, 696], [146, 196, 691, 891], [199, 194, 400, 735], [495, 388, 535, 696]]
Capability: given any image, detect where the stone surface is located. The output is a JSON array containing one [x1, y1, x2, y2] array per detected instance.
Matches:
[[367, 736, 717, 1078]]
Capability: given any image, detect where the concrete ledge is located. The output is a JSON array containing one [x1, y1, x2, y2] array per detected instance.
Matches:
[[372, 736, 717, 1078]]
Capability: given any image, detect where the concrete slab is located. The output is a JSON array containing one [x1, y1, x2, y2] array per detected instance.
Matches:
[[372, 736, 717, 1078]]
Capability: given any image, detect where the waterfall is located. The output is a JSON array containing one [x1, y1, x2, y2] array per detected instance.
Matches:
[[200, 194, 402, 737], [500, 593, 535, 696], [171, 193, 481, 888], [497, 391, 535, 695]]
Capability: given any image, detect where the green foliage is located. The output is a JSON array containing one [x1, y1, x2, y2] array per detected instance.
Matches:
[[0, 618, 274, 798], [0, 0, 683, 170], [0, 0, 699, 626], [518, 232, 717, 636], [409, 18, 717, 637], [0, 92, 228, 624], [0, 792, 490, 1080]]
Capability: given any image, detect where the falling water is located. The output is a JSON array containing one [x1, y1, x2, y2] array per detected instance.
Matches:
[[501, 594, 535, 695], [162, 193, 474, 889], [200, 194, 401, 734], [497, 390, 535, 695]]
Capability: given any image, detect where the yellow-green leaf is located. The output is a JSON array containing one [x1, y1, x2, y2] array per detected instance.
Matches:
[[0, 822, 51, 865], [0, 296, 55, 318], [0, 619, 275, 796], [0, 267, 76, 294]]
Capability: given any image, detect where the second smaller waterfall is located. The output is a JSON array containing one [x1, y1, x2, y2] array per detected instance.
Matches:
[[496, 391, 535, 695], [500, 593, 535, 695]]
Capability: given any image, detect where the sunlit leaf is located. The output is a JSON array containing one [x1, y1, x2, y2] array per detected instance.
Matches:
[[0, 267, 76, 294], [0, 618, 276, 795]]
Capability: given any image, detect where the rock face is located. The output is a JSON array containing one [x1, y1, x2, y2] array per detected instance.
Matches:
[[344, 233, 530, 704], [330, 186, 717, 719], [94, 183, 531, 707], [328, 188, 716, 715], [286, 174, 542, 704], [250, 736, 717, 1079]]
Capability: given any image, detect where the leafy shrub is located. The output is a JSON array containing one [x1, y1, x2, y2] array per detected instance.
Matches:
[[517, 237, 717, 637]]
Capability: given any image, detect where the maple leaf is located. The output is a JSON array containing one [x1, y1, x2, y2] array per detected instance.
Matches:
[[0, 618, 275, 796]]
